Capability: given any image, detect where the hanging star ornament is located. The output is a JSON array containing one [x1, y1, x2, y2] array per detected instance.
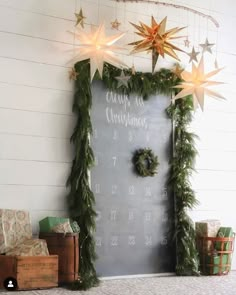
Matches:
[[129, 16, 185, 73], [69, 67, 79, 80], [172, 64, 184, 78], [69, 23, 126, 81], [75, 8, 86, 28], [184, 37, 190, 48], [187, 46, 200, 63], [199, 38, 214, 54], [111, 19, 121, 30], [115, 70, 131, 88], [173, 56, 224, 111]]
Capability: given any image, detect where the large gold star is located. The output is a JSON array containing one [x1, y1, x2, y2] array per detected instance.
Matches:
[[75, 8, 86, 28], [69, 24, 126, 81], [129, 16, 185, 72], [173, 56, 224, 111]]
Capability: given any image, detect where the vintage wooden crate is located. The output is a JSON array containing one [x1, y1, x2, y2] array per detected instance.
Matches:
[[0, 255, 58, 290], [39, 233, 79, 284]]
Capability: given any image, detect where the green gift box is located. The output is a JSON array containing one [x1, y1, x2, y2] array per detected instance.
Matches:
[[39, 217, 70, 233], [215, 227, 234, 251], [204, 254, 230, 275]]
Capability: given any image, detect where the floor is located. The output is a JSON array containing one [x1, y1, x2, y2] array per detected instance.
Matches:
[[1, 272, 236, 295]]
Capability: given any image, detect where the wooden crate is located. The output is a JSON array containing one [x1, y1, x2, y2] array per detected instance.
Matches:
[[39, 233, 79, 284], [0, 255, 58, 290]]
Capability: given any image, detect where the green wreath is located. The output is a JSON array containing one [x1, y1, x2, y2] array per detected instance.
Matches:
[[132, 148, 159, 177]]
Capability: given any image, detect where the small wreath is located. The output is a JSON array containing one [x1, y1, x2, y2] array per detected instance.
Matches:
[[132, 148, 159, 177]]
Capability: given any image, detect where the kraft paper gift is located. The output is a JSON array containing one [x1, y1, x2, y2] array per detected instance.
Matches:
[[39, 217, 71, 233], [6, 239, 49, 256], [0, 209, 32, 254]]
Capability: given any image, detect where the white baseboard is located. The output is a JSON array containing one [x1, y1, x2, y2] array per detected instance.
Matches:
[[100, 272, 175, 280]]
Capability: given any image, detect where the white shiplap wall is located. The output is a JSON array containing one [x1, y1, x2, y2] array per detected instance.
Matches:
[[0, 0, 236, 269], [0, 0, 77, 233]]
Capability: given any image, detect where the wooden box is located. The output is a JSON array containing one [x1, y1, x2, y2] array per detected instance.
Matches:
[[0, 255, 58, 290], [39, 233, 79, 284]]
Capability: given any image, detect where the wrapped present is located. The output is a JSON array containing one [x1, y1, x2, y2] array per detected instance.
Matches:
[[5, 239, 49, 256], [195, 219, 221, 237], [51, 221, 73, 234], [39, 217, 70, 233], [203, 254, 230, 275], [195, 219, 221, 251], [215, 227, 234, 251], [0, 209, 32, 254]]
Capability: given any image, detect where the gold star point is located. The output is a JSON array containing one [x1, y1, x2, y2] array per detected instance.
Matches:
[[172, 64, 184, 78], [111, 19, 121, 30], [129, 16, 185, 73], [75, 8, 86, 28], [69, 67, 79, 81]]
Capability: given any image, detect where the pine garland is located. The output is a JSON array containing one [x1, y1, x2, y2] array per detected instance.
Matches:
[[167, 97, 200, 275], [67, 59, 199, 289], [66, 60, 99, 290]]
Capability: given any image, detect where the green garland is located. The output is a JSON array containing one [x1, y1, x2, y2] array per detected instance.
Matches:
[[67, 59, 199, 289], [167, 97, 200, 275], [133, 148, 159, 177]]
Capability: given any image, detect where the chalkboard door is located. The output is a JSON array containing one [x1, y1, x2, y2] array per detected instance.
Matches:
[[91, 81, 175, 277]]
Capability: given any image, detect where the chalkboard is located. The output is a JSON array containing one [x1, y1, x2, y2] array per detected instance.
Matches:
[[91, 81, 175, 277]]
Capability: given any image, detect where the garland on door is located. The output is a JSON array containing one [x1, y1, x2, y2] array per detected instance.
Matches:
[[67, 60, 199, 290]]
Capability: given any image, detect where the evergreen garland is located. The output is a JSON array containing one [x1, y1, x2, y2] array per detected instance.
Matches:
[[67, 59, 199, 290], [167, 97, 200, 275]]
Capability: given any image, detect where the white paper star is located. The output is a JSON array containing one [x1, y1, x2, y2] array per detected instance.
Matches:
[[187, 47, 200, 63], [115, 70, 131, 88], [199, 38, 214, 54], [173, 56, 224, 111], [69, 24, 126, 81]]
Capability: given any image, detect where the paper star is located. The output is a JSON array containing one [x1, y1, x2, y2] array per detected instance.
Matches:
[[75, 8, 86, 28], [131, 64, 136, 75], [115, 70, 131, 88], [199, 38, 214, 54], [129, 16, 185, 73], [69, 67, 79, 80], [69, 23, 126, 81], [173, 56, 224, 111], [111, 19, 121, 30], [184, 37, 190, 47], [187, 47, 200, 63], [172, 64, 184, 78]]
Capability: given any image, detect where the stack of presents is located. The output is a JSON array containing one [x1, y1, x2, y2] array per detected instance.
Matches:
[[195, 219, 235, 275], [0, 209, 79, 290]]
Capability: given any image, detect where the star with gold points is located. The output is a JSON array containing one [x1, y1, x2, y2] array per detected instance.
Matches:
[[199, 38, 214, 54], [75, 8, 86, 28], [187, 46, 200, 63], [69, 67, 79, 80], [173, 56, 224, 111], [111, 18, 121, 30], [115, 70, 131, 88], [184, 37, 190, 48], [69, 23, 126, 81], [129, 16, 185, 73], [172, 64, 184, 78]]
